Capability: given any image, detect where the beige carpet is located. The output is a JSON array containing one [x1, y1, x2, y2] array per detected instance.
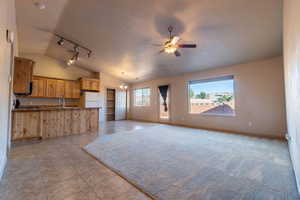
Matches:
[[84, 125, 299, 200]]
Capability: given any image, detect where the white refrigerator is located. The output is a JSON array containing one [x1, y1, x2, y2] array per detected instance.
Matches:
[[82, 92, 103, 108]]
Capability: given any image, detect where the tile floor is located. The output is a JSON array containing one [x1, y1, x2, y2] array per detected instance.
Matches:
[[0, 120, 298, 200], [0, 120, 157, 200]]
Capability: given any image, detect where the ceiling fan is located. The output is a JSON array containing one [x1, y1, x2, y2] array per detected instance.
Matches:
[[158, 26, 197, 57]]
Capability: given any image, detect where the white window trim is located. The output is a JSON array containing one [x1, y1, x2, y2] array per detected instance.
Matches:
[[188, 75, 236, 117], [133, 87, 151, 107]]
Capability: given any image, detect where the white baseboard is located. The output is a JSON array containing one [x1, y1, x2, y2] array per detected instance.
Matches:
[[287, 138, 300, 196], [0, 155, 7, 181]]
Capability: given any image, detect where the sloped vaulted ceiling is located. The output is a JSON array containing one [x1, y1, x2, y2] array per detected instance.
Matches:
[[16, 0, 282, 82]]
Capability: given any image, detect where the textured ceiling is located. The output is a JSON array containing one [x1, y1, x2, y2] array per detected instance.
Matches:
[[16, 0, 283, 82]]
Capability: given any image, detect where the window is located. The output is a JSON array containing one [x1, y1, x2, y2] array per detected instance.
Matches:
[[159, 90, 169, 119], [134, 88, 151, 106], [189, 76, 235, 116]]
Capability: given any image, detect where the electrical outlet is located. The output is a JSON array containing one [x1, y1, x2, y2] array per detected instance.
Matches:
[[248, 121, 252, 127]]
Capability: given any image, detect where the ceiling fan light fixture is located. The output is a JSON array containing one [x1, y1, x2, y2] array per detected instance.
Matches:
[[164, 46, 177, 54], [34, 1, 46, 10]]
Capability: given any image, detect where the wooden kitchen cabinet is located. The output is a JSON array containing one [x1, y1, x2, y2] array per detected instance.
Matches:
[[30, 76, 81, 99], [56, 80, 65, 98], [25, 75, 88, 99], [12, 111, 41, 140], [64, 81, 73, 99], [12, 108, 99, 140], [65, 81, 81, 99], [13, 57, 34, 95], [80, 78, 100, 92], [31, 76, 46, 97], [73, 81, 81, 98], [46, 79, 57, 98]]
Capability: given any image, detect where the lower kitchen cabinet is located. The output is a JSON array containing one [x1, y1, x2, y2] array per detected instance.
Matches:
[[12, 111, 41, 140], [12, 108, 99, 140]]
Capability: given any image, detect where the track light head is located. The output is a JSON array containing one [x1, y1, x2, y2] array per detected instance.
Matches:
[[67, 59, 74, 66], [74, 45, 79, 52], [57, 38, 64, 46], [67, 52, 80, 66], [88, 51, 92, 58], [74, 52, 79, 61]]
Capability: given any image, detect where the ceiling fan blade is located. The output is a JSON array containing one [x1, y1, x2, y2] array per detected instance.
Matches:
[[171, 36, 180, 45], [178, 44, 197, 48], [159, 49, 165, 54], [174, 50, 181, 57], [152, 43, 164, 47]]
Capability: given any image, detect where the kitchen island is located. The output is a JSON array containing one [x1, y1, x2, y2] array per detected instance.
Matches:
[[12, 107, 99, 140]]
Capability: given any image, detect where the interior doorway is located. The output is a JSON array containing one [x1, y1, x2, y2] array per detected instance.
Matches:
[[106, 88, 116, 121]]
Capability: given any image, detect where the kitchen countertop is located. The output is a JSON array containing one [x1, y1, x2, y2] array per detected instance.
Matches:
[[13, 107, 101, 112]]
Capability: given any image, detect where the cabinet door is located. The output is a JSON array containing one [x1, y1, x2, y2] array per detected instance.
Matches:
[[31, 77, 46, 97], [80, 78, 100, 91], [46, 79, 57, 98], [37, 78, 47, 97], [13, 58, 34, 94], [56, 80, 65, 98], [73, 81, 80, 98], [64, 81, 73, 99], [91, 80, 100, 91], [80, 79, 90, 90], [12, 112, 41, 140], [31, 78, 39, 97]]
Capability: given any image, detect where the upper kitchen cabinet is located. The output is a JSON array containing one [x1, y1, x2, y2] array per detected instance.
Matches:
[[31, 76, 46, 97], [73, 81, 81, 98], [13, 57, 34, 95], [56, 80, 65, 98], [29, 76, 81, 99], [65, 80, 81, 99], [80, 78, 100, 92], [46, 79, 57, 98]]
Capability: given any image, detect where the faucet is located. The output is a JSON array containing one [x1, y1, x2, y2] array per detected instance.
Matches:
[[58, 96, 65, 107], [62, 98, 65, 107]]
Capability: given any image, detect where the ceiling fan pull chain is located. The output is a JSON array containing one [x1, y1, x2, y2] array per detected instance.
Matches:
[[168, 26, 173, 38]]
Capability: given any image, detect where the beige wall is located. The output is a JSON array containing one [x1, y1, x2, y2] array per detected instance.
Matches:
[[130, 57, 286, 138], [20, 53, 93, 80], [284, 0, 300, 193], [99, 72, 128, 122], [0, 0, 18, 179]]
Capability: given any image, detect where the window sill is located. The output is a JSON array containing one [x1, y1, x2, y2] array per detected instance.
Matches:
[[189, 112, 236, 117]]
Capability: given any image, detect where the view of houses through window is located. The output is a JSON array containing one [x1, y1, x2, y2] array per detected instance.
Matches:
[[189, 76, 235, 115], [134, 88, 151, 106]]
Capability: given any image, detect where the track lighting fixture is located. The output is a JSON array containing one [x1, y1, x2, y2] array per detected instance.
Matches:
[[67, 52, 79, 66], [67, 59, 75, 66], [74, 45, 79, 52], [57, 38, 64, 46], [54, 33, 92, 64]]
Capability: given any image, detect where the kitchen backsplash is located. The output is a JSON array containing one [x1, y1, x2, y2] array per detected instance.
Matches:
[[17, 97, 80, 107]]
